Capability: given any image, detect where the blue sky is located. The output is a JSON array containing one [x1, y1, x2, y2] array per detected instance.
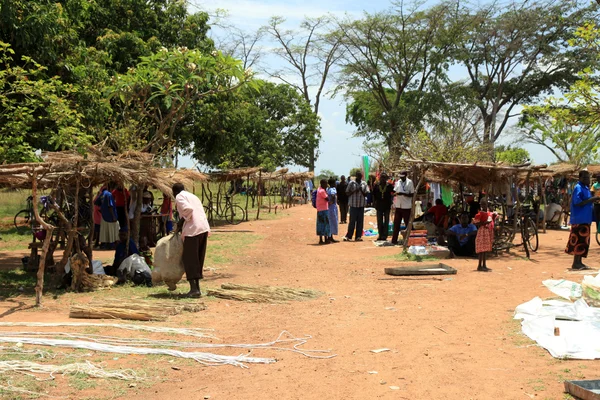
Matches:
[[182, 0, 557, 175]]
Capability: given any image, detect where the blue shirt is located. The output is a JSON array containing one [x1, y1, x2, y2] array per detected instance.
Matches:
[[100, 189, 118, 222], [570, 182, 593, 225], [449, 223, 477, 246]]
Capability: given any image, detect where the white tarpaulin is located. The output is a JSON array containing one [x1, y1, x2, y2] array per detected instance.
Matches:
[[514, 297, 600, 359]]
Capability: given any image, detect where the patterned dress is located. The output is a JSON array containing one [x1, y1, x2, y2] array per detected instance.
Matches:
[[327, 187, 339, 236], [474, 211, 495, 253]]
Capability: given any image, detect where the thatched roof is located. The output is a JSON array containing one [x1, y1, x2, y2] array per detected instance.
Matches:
[[402, 159, 549, 188], [208, 167, 263, 182], [0, 150, 207, 196], [283, 171, 314, 183], [259, 168, 289, 182]]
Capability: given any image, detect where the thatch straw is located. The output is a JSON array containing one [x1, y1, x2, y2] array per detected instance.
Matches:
[[69, 305, 167, 321], [88, 298, 205, 315], [207, 283, 322, 303]]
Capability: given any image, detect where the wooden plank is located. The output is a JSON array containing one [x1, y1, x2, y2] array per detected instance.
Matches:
[[384, 263, 457, 276]]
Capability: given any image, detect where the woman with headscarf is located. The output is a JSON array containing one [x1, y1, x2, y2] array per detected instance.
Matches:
[[327, 177, 339, 243]]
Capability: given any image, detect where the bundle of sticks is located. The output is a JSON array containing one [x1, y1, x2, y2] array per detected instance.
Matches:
[[207, 283, 321, 303], [70, 298, 205, 321]]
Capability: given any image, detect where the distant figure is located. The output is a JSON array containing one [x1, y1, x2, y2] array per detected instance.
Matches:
[[473, 200, 496, 272], [566, 170, 599, 270], [446, 214, 477, 258], [336, 176, 349, 224], [111, 185, 130, 229], [160, 194, 173, 235], [372, 172, 394, 242], [391, 171, 414, 245], [343, 171, 369, 242], [327, 178, 339, 243], [98, 183, 119, 249], [108, 229, 139, 276], [315, 179, 331, 245], [173, 182, 210, 298], [426, 199, 449, 244]]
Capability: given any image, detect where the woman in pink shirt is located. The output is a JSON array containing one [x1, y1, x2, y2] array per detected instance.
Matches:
[[316, 179, 331, 245]]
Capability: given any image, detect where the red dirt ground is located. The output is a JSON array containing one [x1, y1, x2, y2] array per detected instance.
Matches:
[[1, 204, 599, 399]]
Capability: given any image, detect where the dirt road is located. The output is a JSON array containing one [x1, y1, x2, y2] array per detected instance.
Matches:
[[0, 204, 598, 399]]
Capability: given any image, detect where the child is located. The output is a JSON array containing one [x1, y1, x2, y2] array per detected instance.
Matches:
[[473, 199, 496, 272], [316, 179, 331, 245]]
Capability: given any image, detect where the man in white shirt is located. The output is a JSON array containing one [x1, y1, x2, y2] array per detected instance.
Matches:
[[391, 170, 414, 245], [173, 183, 211, 298]]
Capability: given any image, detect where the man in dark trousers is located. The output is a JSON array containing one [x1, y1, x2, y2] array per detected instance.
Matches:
[[343, 171, 369, 242], [372, 172, 395, 241], [173, 183, 210, 297], [337, 175, 349, 224], [391, 170, 414, 245]]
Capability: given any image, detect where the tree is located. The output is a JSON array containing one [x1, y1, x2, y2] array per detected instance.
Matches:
[[107, 47, 251, 155], [337, 1, 463, 153], [316, 169, 338, 182], [494, 145, 530, 165], [517, 21, 600, 167], [262, 16, 342, 171], [0, 42, 90, 163], [454, 0, 598, 148], [180, 80, 320, 170]]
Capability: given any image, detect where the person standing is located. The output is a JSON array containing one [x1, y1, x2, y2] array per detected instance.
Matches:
[[315, 179, 331, 245], [372, 172, 394, 241], [391, 171, 414, 245], [473, 200, 495, 272], [99, 183, 119, 249], [173, 183, 210, 298], [111, 185, 130, 230], [343, 171, 369, 242], [337, 175, 349, 224], [327, 177, 339, 243], [566, 171, 599, 270]]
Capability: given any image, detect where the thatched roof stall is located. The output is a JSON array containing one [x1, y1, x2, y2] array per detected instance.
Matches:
[[399, 159, 550, 256], [0, 149, 206, 306], [541, 163, 600, 178], [283, 171, 314, 184], [0, 150, 207, 194], [207, 167, 262, 183]]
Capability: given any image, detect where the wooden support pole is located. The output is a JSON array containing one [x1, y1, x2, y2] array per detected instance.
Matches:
[[31, 171, 55, 307], [256, 171, 262, 220], [88, 185, 95, 263], [245, 173, 250, 221], [539, 175, 547, 233]]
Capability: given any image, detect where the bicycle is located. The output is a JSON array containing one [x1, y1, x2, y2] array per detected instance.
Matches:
[[491, 202, 539, 257], [13, 196, 56, 234], [205, 195, 245, 225]]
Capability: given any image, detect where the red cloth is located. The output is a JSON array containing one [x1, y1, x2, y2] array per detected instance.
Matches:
[[427, 204, 448, 225], [160, 197, 173, 218], [111, 188, 130, 207]]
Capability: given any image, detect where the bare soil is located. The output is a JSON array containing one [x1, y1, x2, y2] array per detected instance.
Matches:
[[0, 204, 599, 399]]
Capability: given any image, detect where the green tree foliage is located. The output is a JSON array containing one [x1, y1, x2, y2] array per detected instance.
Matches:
[[108, 47, 252, 154], [518, 22, 600, 167], [494, 145, 530, 165], [454, 0, 598, 146], [181, 81, 320, 170], [337, 2, 462, 151], [316, 170, 338, 182], [0, 42, 90, 163]]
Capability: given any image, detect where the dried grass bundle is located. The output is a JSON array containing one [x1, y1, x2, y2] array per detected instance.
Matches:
[[88, 298, 205, 315], [69, 305, 167, 321], [207, 283, 321, 303]]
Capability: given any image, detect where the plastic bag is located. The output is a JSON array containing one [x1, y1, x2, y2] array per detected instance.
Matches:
[[542, 279, 582, 301], [118, 254, 151, 280]]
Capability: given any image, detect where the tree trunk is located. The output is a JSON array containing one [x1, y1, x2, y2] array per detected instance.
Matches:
[[31, 172, 55, 307]]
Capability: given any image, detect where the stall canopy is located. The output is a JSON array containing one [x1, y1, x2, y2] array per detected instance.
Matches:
[[0, 149, 207, 195]]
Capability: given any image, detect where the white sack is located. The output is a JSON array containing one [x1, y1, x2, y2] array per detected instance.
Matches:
[[152, 233, 185, 291], [542, 279, 582, 300]]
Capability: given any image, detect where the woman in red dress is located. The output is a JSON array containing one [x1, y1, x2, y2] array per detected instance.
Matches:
[[473, 199, 496, 272]]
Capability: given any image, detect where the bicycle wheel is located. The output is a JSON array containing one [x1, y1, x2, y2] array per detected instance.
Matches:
[[523, 218, 539, 252], [14, 210, 31, 234], [228, 205, 246, 225]]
